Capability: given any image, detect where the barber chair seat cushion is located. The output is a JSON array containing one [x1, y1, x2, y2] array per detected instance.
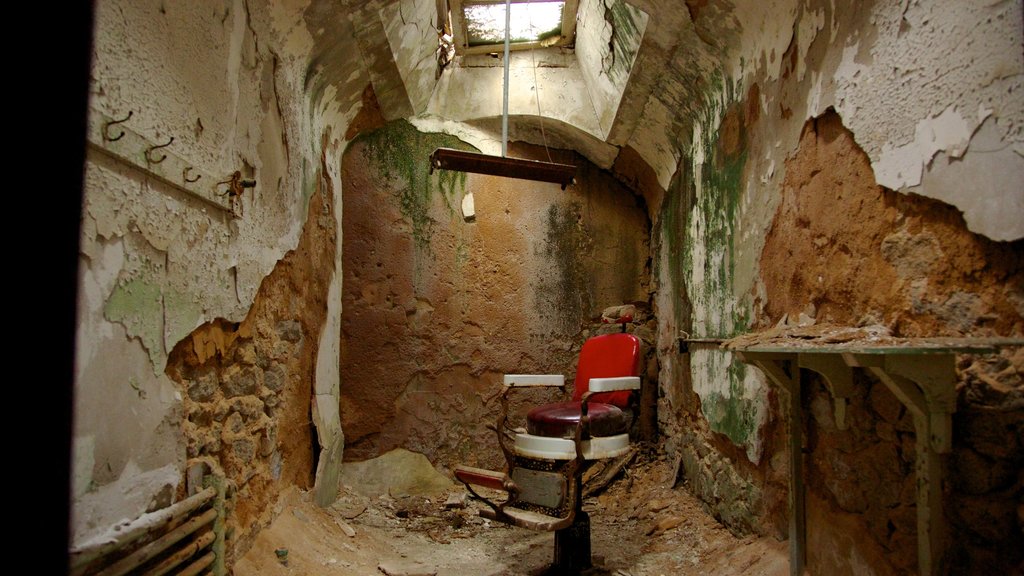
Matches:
[[526, 401, 630, 439]]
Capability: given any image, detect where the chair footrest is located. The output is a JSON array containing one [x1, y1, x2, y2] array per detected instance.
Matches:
[[454, 465, 507, 492], [479, 506, 573, 532]]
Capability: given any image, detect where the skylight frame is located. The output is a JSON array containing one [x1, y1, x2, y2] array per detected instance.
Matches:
[[449, 0, 578, 56]]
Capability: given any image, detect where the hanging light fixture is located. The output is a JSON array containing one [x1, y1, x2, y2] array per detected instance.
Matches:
[[429, 147, 576, 189], [429, 0, 576, 190]]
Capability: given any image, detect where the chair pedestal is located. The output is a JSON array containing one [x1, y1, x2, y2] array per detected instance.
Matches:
[[552, 510, 591, 574], [551, 473, 590, 574]]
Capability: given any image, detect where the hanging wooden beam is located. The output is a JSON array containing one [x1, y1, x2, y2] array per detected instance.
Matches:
[[429, 148, 576, 189]]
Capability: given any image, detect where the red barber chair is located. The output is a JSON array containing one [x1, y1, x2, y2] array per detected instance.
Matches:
[[454, 329, 642, 574]]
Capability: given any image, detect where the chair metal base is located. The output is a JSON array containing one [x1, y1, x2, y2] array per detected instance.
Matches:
[[552, 510, 591, 574]]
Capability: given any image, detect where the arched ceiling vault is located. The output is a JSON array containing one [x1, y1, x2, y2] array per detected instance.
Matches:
[[301, 0, 739, 194], [297, 0, 1024, 241]]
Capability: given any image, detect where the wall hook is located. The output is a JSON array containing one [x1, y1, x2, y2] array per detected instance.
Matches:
[[103, 111, 133, 142], [183, 166, 201, 183], [145, 136, 174, 164]]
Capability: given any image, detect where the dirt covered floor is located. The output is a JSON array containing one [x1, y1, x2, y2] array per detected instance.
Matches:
[[234, 449, 789, 575]]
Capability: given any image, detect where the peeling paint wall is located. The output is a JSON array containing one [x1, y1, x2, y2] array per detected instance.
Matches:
[[74, 0, 351, 551], [830, 1, 1024, 241], [340, 120, 651, 470], [649, 0, 1024, 573]]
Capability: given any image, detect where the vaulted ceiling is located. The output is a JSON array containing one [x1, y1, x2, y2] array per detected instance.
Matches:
[[301, 0, 766, 193]]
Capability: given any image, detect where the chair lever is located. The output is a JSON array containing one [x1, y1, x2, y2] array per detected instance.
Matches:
[[454, 465, 521, 519]]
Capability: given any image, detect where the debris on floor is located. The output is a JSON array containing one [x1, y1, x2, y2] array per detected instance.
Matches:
[[234, 447, 789, 575]]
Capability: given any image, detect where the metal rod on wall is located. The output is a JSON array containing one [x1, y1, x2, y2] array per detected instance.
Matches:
[[502, 0, 510, 157]]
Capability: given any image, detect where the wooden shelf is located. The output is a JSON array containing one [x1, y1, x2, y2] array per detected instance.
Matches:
[[728, 331, 1022, 576]]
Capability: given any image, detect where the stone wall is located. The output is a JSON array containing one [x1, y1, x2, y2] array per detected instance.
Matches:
[[165, 183, 337, 562]]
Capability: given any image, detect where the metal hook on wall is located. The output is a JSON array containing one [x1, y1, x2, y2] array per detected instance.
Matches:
[[146, 136, 175, 164], [183, 166, 201, 184], [103, 111, 133, 142]]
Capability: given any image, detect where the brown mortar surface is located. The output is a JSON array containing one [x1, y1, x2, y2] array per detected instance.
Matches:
[[758, 109, 1023, 338], [757, 109, 1024, 574], [165, 145, 338, 562], [340, 126, 651, 471], [344, 84, 386, 142]]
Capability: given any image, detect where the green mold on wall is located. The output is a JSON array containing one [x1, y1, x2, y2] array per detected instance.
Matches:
[[699, 355, 760, 447], [354, 120, 475, 250], [538, 202, 593, 332], [676, 76, 750, 338], [605, 0, 647, 86], [658, 161, 697, 332], [667, 75, 761, 449]]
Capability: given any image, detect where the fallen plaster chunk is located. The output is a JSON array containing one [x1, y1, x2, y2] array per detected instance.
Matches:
[[339, 448, 454, 498], [646, 515, 685, 536], [378, 559, 438, 576], [335, 517, 357, 538], [444, 491, 467, 509]]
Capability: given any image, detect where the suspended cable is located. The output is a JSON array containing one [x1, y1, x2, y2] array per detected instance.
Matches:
[[527, 0, 554, 163], [429, 0, 576, 189], [502, 0, 511, 157]]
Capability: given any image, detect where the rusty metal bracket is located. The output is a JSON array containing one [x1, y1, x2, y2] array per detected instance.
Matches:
[[799, 354, 855, 430]]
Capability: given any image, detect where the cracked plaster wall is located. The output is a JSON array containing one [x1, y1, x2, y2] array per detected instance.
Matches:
[[650, 0, 1024, 550], [74, 0, 352, 548], [383, 0, 443, 114], [575, 0, 649, 137]]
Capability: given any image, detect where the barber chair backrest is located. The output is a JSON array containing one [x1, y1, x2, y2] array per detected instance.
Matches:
[[572, 332, 641, 408]]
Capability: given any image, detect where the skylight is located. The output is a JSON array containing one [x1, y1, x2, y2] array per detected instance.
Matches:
[[450, 0, 578, 55], [464, 2, 564, 46]]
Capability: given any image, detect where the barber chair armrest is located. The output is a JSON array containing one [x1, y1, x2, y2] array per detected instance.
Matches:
[[503, 374, 566, 387], [454, 464, 522, 516], [587, 376, 641, 392], [454, 465, 513, 493]]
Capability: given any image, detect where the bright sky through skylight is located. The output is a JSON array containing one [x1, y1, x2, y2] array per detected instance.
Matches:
[[464, 1, 564, 46]]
